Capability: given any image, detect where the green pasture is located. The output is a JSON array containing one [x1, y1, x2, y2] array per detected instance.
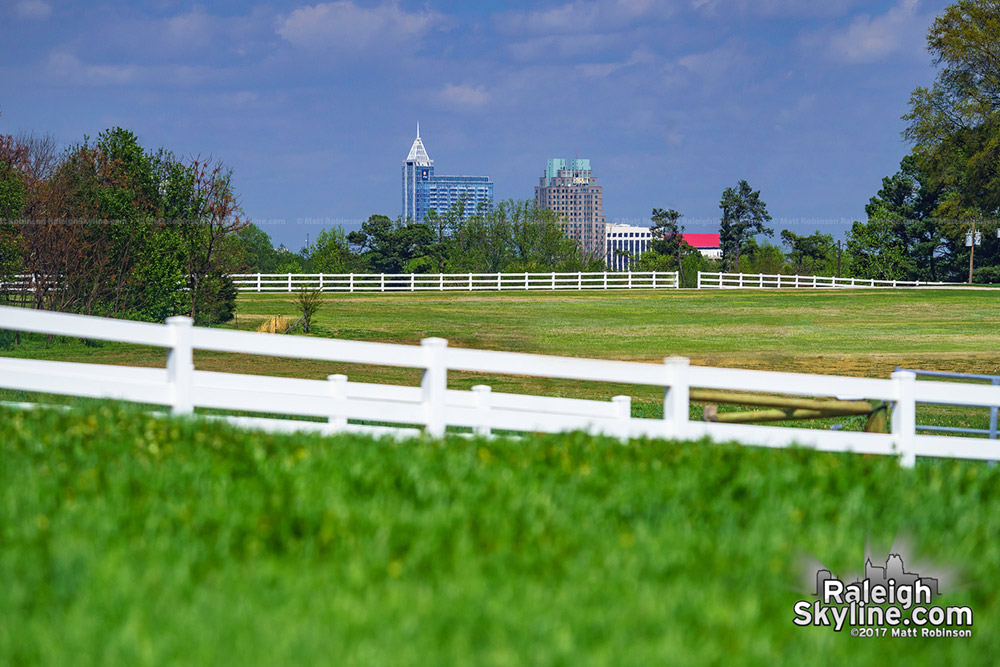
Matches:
[[231, 288, 1000, 376], [3, 289, 998, 432], [2, 404, 997, 666], [7, 288, 999, 378]]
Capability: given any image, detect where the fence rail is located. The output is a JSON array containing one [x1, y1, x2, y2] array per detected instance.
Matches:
[[697, 272, 955, 289], [1, 305, 998, 466], [3, 272, 971, 294], [229, 272, 679, 293]]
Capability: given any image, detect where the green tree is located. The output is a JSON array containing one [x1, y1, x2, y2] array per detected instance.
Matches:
[[0, 152, 26, 302], [7, 126, 244, 324], [779, 230, 836, 275], [647, 208, 702, 286], [865, 155, 950, 281], [900, 2, 1000, 280], [233, 223, 282, 273], [736, 240, 787, 275], [904, 1, 1000, 216], [347, 215, 435, 273], [309, 226, 356, 274], [846, 206, 912, 280], [718, 180, 773, 271]]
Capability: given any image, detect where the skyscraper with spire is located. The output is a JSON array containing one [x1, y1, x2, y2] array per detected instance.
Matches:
[[401, 123, 494, 223]]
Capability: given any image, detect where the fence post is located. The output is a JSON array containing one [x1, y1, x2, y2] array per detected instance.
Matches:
[[287, 273, 292, 291], [411, 273, 415, 292], [991, 378, 999, 440], [552, 272, 556, 290], [612, 395, 631, 440], [469, 273, 473, 291], [439, 273, 444, 291], [497, 273, 502, 291], [891, 370, 917, 468], [697, 271, 703, 289], [628, 271, 632, 289], [380, 274, 385, 292], [166, 316, 194, 415], [578, 272, 582, 290], [663, 356, 690, 440], [604, 271, 608, 289], [350, 273, 354, 293], [472, 385, 492, 437], [319, 274, 324, 292], [652, 272, 657, 289], [327, 374, 348, 431], [675, 271, 680, 288], [421, 338, 448, 438], [256, 273, 261, 293], [738, 273, 744, 288]]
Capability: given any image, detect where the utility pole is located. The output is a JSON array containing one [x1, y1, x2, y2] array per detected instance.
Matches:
[[968, 221, 979, 284]]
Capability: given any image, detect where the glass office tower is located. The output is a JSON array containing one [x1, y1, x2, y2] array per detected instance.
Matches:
[[402, 124, 494, 223]]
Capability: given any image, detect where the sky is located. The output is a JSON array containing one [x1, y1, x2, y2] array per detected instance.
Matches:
[[0, 0, 952, 249]]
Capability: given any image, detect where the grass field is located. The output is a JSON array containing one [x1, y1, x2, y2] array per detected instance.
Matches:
[[3, 289, 999, 429], [7, 289, 1000, 376], [2, 404, 997, 666]]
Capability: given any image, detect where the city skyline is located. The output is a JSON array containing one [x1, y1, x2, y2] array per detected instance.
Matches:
[[0, 0, 953, 250]]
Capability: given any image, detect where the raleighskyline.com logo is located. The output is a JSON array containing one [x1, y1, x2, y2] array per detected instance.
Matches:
[[793, 553, 973, 638]]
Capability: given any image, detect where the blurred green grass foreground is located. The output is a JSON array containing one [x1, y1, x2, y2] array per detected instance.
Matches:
[[2, 404, 998, 666]]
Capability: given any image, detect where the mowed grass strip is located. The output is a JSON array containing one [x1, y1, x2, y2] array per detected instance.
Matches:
[[230, 289, 1000, 374], [1, 404, 997, 666], [4, 289, 999, 428], [5, 289, 1000, 378]]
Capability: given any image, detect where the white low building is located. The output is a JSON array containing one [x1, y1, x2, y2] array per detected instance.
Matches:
[[606, 224, 721, 270]]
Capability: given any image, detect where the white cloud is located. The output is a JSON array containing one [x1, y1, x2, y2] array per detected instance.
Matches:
[[47, 52, 138, 86], [163, 9, 215, 52], [678, 44, 745, 80], [507, 32, 623, 61], [437, 84, 490, 107], [577, 47, 655, 78], [496, 0, 675, 36], [44, 51, 217, 87], [803, 0, 931, 64], [15, 0, 52, 20], [277, 2, 442, 52], [692, 0, 859, 19]]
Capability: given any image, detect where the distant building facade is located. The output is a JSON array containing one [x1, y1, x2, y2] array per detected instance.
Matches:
[[402, 124, 493, 223], [534, 158, 606, 257], [606, 224, 721, 270]]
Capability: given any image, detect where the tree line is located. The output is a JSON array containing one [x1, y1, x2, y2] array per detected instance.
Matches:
[[626, 1, 1000, 285], [845, 0, 1000, 283], [0, 126, 246, 324], [238, 200, 606, 276]]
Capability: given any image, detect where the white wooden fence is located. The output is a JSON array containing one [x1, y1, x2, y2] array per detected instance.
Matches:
[[2, 305, 999, 466], [3, 272, 967, 294], [230, 272, 679, 292], [697, 272, 953, 289]]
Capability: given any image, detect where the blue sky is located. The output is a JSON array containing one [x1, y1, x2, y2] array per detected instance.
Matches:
[[1, 0, 950, 249]]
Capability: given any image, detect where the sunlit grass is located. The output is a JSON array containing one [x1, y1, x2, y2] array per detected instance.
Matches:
[[1, 404, 997, 665]]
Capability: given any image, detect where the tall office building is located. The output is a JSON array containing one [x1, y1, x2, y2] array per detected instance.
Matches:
[[401, 124, 493, 223], [534, 158, 606, 257]]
